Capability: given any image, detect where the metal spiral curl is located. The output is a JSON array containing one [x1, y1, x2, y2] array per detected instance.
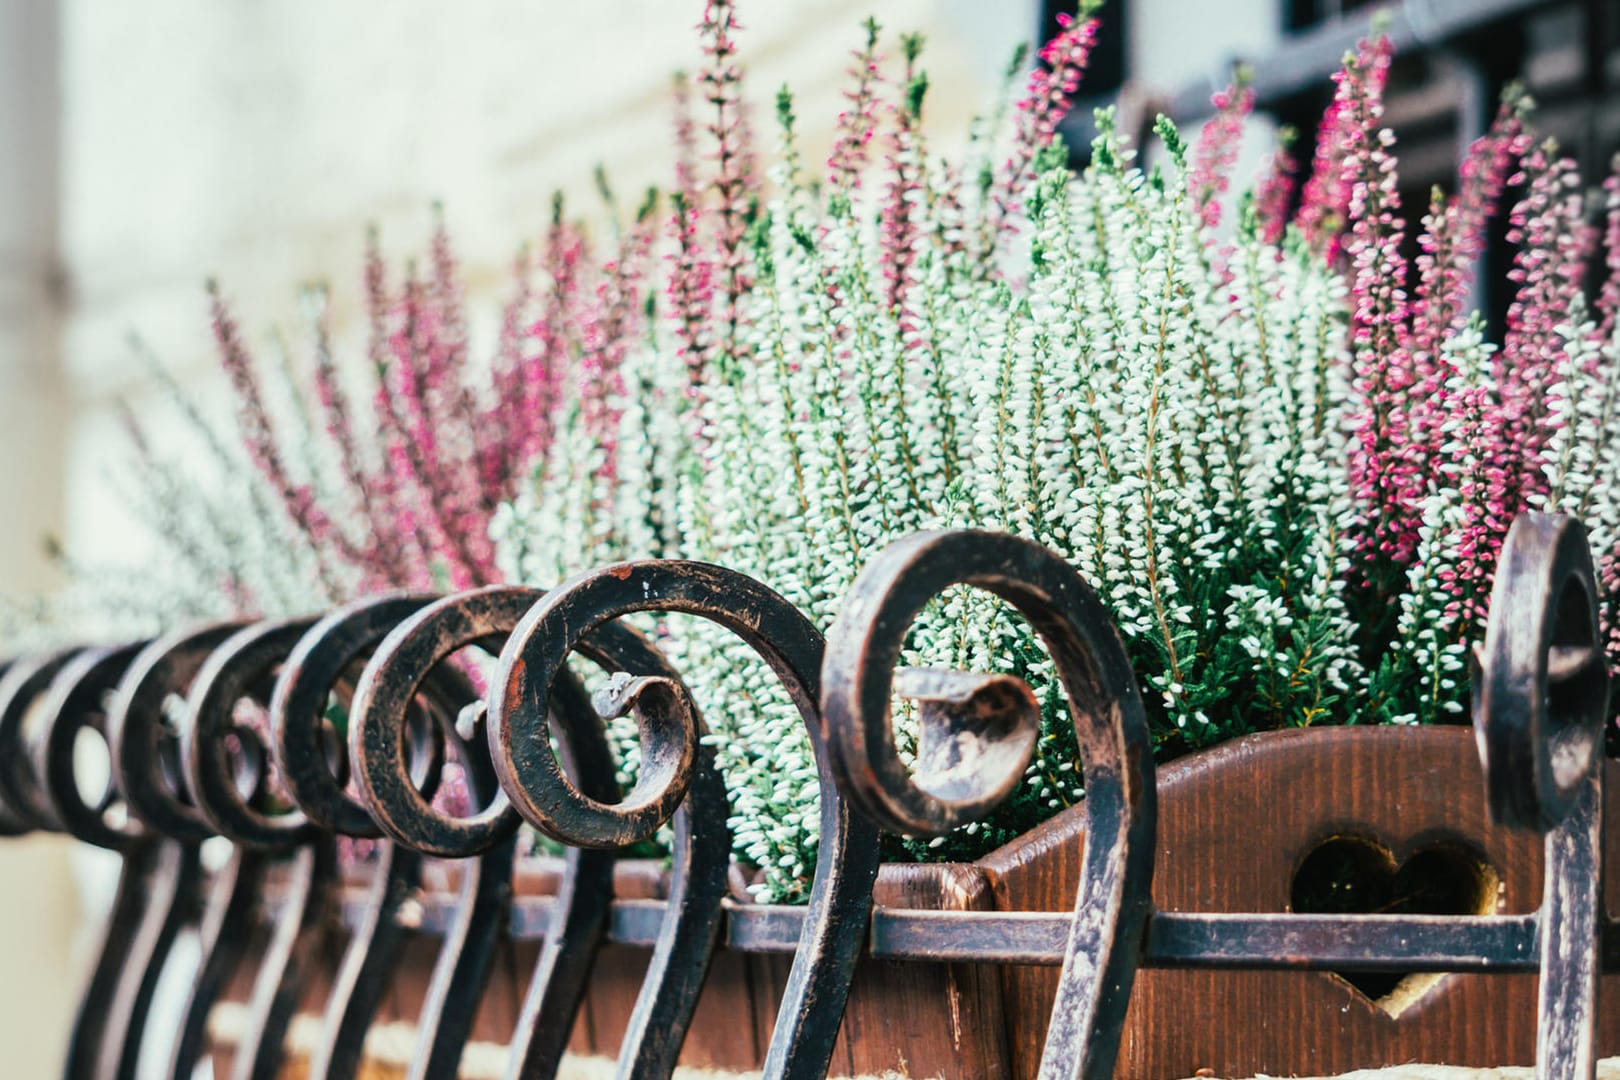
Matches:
[[1472, 511, 1608, 1078], [490, 558, 882, 1080], [819, 529, 1156, 1080], [270, 593, 509, 1080], [346, 580, 732, 1080], [1473, 511, 1610, 833], [102, 623, 273, 1080], [345, 586, 536, 858], [13, 637, 209, 1080], [108, 623, 249, 845], [36, 642, 149, 852], [270, 593, 446, 839], [13, 512, 1615, 1080], [180, 617, 319, 848], [0, 648, 83, 835]]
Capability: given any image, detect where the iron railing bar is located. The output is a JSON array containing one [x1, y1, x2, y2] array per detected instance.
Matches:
[[869, 909, 1069, 964], [1142, 911, 1542, 972], [871, 910, 1546, 969], [297, 888, 1567, 971]]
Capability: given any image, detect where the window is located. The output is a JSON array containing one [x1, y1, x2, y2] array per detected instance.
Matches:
[[1282, 0, 1381, 34], [1038, 0, 1126, 96]]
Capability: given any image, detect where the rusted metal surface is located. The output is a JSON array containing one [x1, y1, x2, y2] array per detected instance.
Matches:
[[4, 510, 1611, 1079], [169, 844, 268, 1080], [343, 589, 523, 1080], [814, 513, 1606, 1080], [271, 599, 445, 1080], [491, 566, 741, 1079], [348, 585, 607, 1080], [231, 839, 336, 1080], [169, 618, 320, 1080], [821, 529, 1155, 1080], [491, 559, 880, 1080], [1475, 514, 1608, 1078]]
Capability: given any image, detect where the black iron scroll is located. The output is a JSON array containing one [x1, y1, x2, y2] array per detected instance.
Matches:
[[267, 594, 445, 1080], [819, 515, 1609, 1080], [490, 561, 882, 1080], [1473, 512, 1608, 1078], [3, 509, 1610, 1080], [169, 617, 326, 1080], [39, 641, 206, 1080], [819, 529, 1156, 1080], [344, 585, 698, 1080], [345, 588, 523, 1080]]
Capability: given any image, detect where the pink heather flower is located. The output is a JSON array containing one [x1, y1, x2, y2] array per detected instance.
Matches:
[[667, 72, 715, 422], [355, 233, 425, 583], [988, 9, 1099, 239], [529, 211, 584, 464], [378, 270, 501, 588], [376, 274, 467, 586], [700, 0, 755, 376], [1410, 93, 1531, 372], [195, 194, 640, 606], [1253, 128, 1299, 247], [1496, 144, 1596, 470], [1439, 381, 1508, 629], [827, 17, 884, 193], [304, 287, 394, 578], [1442, 142, 1595, 631], [1336, 36, 1423, 574], [1189, 75, 1255, 233], [1401, 92, 1532, 488], [427, 212, 503, 518], [1298, 36, 1392, 262], [583, 211, 656, 485], [1597, 156, 1620, 341], [425, 210, 469, 413], [209, 282, 343, 596], [487, 245, 537, 504]]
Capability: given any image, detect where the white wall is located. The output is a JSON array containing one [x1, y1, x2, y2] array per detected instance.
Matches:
[[56, 0, 1037, 569], [0, 3, 85, 1077], [1129, 0, 1279, 92]]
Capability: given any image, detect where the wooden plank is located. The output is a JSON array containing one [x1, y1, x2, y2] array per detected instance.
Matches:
[[977, 725, 1620, 1079], [836, 863, 1011, 1079]]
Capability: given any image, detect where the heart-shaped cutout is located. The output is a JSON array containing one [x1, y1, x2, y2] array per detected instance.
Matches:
[[1289, 835, 1498, 1014]]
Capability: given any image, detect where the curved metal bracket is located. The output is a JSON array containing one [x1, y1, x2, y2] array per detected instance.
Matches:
[[492, 559, 877, 1080], [821, 529, 1156, 1080], [1474, 512, 1608, 1079]]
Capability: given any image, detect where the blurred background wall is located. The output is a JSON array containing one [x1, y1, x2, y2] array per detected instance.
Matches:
[[2, 2, 1043, 1072], [2, 0, 1615, 1073]]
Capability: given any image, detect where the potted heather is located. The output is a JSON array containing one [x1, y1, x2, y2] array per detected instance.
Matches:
[[41, 2, 1620, 1076]]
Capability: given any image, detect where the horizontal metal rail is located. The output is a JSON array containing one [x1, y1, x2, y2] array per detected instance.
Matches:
[[310, 885, 1561, 971]]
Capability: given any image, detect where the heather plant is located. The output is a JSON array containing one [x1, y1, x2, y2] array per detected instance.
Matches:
[[500, 6, 1368, 895], [55, 5, 1620, 903], [495, 13, 1620, 898], [76, 195, 661, 638], [1283, 36, 1620, 725]]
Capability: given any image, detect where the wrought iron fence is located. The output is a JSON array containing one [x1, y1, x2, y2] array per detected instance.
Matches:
[[0, 510, 1605, 1080]]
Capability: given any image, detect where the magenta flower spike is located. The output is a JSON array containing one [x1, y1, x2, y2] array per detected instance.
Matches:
[[1190, 76, 1256, 233], [988, 9, 1098, 241], [1298, 36, 1392, 263]]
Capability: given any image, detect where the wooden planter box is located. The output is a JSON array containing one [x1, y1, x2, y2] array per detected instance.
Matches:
[[211, 725, 1620, 1079]]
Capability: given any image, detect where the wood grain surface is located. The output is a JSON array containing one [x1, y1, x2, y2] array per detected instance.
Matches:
[[208, 726, 1620, 1079], [978, 725, 1620, 1079]]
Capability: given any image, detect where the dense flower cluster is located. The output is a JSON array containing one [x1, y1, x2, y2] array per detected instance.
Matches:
[[49, 8, 1620, 901], [502, 8, 1362, 894]]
